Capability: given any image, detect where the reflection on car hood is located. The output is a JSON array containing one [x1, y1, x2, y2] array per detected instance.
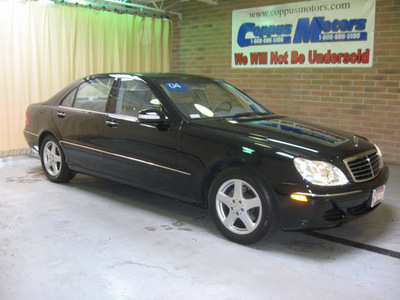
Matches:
[[248, 118, 349, 146], [193, 115, 372, 157]]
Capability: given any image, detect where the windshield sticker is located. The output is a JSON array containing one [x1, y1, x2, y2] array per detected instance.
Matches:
[[190, 114, 201, 118], [163, 82, 188, 91]]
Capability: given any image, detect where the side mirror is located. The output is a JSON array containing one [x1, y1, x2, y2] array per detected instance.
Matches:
[[138, 108, 167, 124]]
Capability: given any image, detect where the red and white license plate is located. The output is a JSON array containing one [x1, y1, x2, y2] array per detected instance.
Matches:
[[371, 185, 385, 208]]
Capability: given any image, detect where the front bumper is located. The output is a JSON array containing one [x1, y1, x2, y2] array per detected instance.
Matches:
[[273, 164, 390, 231]]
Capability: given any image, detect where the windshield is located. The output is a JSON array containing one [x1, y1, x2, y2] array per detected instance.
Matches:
[[157, 78, 272, 120]]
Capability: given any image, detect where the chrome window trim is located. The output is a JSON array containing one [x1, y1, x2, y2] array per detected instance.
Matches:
[[107, 113, 139, 122], [60, 140, 191, 176], [57, 105, 108, 115], [294, 190, 363, 198]]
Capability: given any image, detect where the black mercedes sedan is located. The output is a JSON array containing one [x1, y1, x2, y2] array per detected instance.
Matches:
[[24, 73, 389, 244]]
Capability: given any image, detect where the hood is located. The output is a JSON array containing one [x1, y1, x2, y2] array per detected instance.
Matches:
[[192, 115, 374, 160]]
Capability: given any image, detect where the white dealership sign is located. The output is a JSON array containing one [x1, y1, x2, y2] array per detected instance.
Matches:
[[232, 0, 375, 68]]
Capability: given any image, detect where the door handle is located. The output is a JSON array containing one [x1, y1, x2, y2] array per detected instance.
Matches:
[[106, 120, 118, 128], [57, 111, 65, 118]]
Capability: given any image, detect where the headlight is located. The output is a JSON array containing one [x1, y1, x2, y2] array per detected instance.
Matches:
[[374, 144, 384, 169], [294, 158, 349, 186]]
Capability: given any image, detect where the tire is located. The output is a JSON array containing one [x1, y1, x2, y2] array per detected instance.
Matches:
[[40, 135, 75, 183], [208, 167, 279, 244]]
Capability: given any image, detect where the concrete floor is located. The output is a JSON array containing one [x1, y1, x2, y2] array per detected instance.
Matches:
[[1, 155, 399, 300]]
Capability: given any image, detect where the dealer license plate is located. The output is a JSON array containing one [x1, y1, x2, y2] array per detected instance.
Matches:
[[371, 185, 385, 208]]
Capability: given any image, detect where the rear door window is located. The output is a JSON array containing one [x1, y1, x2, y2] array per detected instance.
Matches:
[[60, 89, 76, 107], [73, 78, 114, 112]]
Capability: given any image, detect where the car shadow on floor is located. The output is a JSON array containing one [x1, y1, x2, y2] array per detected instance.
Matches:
[[254, 202, 397, 259], [29, 165, 397, 261]]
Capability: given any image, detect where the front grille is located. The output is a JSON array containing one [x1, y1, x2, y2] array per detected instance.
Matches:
[[347, 201, 371, 216], [343, 150, 381, 183], [323, 208, 346, 222], [323, 201, 373, 222]]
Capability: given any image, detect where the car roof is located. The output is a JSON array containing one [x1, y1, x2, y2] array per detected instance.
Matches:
[[86, 72, 214, 82], [45, 73, 217, 106]]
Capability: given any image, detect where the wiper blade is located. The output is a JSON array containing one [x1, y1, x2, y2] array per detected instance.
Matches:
[[233, 112, 255, 117], [233, 112, 271, 118], [228, 112, 275, 122]]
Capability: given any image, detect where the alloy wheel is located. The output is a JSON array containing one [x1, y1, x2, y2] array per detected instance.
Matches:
[[43, 141, 62, 177], [215, 179, 262, 235]]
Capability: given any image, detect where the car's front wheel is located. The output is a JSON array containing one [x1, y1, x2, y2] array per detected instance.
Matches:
[[208, 168, 279, 244], [40, 135, 75, 183]]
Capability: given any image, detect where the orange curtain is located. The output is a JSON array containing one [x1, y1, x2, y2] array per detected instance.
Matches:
[[0, 0, 171, 156]]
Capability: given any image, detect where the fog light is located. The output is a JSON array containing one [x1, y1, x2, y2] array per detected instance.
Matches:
[[291, 194, 308, 202]]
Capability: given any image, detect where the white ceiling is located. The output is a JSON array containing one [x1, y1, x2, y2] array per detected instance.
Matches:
[[127, 0, 218, 9], [28, 0, 218, 19], [93, 0, 218, 19]]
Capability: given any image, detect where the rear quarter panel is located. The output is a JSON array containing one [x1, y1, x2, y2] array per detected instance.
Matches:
[[24, 103, 61, 152]]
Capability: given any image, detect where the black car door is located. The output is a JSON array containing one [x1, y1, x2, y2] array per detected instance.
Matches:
[[100, 76, 190, 198], [53, 76, 116, 172]]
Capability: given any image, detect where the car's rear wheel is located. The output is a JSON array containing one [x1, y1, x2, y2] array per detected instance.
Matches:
[[208, 168, 279, 244], [40, 135, 75, 183]]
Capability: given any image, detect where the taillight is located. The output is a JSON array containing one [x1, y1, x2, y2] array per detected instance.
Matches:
[[25, 114, 30, 126]]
